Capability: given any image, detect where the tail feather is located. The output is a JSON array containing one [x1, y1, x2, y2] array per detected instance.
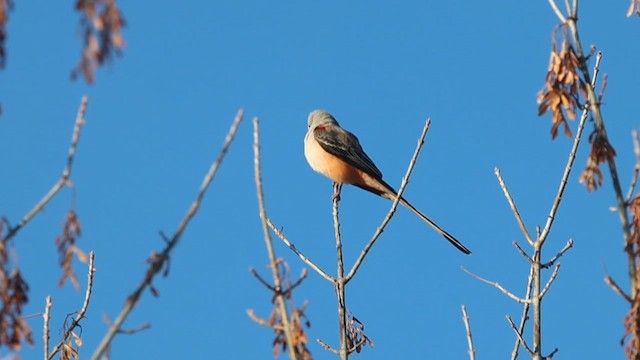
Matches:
[[353, 181, 471, 254], [399, 198, 471, 255]]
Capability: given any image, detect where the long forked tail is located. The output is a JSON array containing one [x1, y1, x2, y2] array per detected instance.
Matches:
[[399, 197, 471, 254], [352, 180, 471, 254]]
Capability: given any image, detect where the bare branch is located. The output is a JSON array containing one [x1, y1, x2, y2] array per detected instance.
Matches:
[[510, 266, 534, 360], [345, 119, 432, 282], [246, 309, 283, 330], [605, 275, 632, 303], [542, 239, 574, 269], [462, 267, 531, 304], [538, 53, 598, 246], [540, 264, 561, 298], [285, 268, 308, 296], [2, 96, 88, 244], [43, 296, 52, 360], [461, 305, 476, 360], [507, 314, 534, 355], [548, 0, 567, 22], [267, 218, 334, 282], [48, 251, 95, 360], [625, 130, 640, 203], [495, 168, 534, 245], [513, 241, 533, 262], [317, 339, 339, 355], [545, 348, 560, 358], [90, 110, 244, 360], [117, 323, 151, 335], [250, 266, 276, 291]]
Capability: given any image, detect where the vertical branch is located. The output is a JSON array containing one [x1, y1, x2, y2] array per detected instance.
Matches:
[[43, 296, 52, 360], [333, 183, 348, 360], [48, 252, 96, 360], [531, 246, 542, 360], [461, 305, 476, 360], [561, 2, 636, 296], [510, 267, 534, 360], [253, 116, 298, 360]]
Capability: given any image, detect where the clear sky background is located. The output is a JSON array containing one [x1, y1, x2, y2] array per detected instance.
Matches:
[[1, 1, 638, 359]]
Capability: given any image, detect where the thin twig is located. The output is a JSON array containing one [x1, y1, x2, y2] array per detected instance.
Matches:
[[462, 267, 531, 304], [495, 169, 534, 246], [43, 296, 53, 360], [542, 239, 574, 269], [2, 97, 88, 244], [510, 266, 535, 360], [507, 315, 534, 355], [545, 348, 560, 359], [625, 130, 640, 203], [513, 241, 533, 262], [317, 339, 339, 355], [538, 52, 601, 247], [461, 305, 476, 360], [540, 264, 561, 298], [48, 252, 95, 360], [285, 268, 308, 296], [116, 323, 151, 335], [267, 219, 334, 282], [605, 275, 632, 303], [247, 309, 284, 330], [250, 266, 276, 291], [90, 110, 244, 360], [345, 119, 432, 282], [253, 116, 298, 360], [548, 0, 567, 22]]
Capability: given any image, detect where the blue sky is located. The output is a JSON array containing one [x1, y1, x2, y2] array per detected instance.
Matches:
[[1, 1, 638, 359]]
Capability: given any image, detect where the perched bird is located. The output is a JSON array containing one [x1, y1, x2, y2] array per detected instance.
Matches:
[[304, 109, 470, 254]]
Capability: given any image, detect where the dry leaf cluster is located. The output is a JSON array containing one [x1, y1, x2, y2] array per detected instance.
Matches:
[[56, 210, 88, 289], [0, 222, 33, 351], [537, 32, 586, 139], [624, 195, 640, 358], [345, 314, 373, 354], [579, 130, 617, 192], [72, 0, 125, 83], [59, 327, 83, 360], [248, 261, 312, 360]]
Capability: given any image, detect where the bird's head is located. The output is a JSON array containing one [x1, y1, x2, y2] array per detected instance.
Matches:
[[308, 109, 339, 129]]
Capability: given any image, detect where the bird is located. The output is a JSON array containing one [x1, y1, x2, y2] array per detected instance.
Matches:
[[304, 109, 471, 254]]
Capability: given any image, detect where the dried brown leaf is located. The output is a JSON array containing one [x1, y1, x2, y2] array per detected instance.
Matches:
[[72, 0, 126, 84]]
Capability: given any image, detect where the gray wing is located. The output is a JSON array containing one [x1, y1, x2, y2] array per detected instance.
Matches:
[[314, 125, 384, 179]]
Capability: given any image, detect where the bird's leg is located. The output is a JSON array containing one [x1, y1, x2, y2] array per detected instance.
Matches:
[[333, 182, 342, 202]]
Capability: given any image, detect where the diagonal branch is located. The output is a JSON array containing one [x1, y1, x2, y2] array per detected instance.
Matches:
[[542, 239, 574, 269], [510, 266, 535, 360], [462, 267, 531, 304], [538, 52, 601, 247], [90, 110, 244, 360], [2, 96, 88, 244], [267, 219, 334, 282], [345, 119, 431, 283], [495, 168, 535, 246], [540, 264, 561, 298], [507, 314, 534, 356]]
